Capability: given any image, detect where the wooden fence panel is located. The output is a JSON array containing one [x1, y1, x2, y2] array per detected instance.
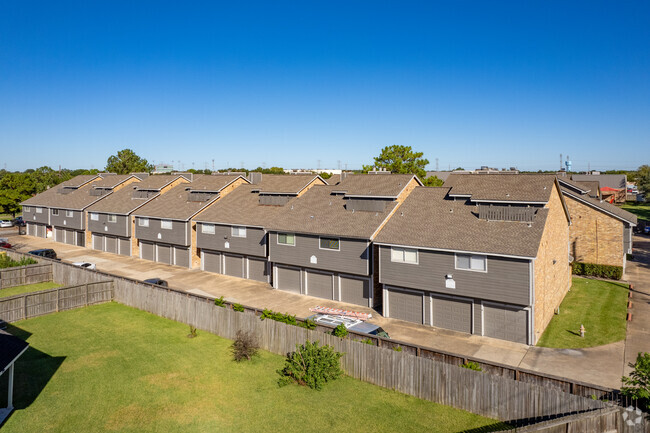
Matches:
[[0, 263, 52, 289]]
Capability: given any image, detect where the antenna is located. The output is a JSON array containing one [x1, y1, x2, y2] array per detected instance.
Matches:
[[212, 159, 215, 171], [560, 154, 563, 170]]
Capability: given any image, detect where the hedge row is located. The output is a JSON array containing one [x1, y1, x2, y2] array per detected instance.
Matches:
[[571, 262, 623, 280]]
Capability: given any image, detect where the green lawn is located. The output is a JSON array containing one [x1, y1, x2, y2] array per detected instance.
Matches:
[[0, 282, 61, 298], [537, 277, 629, 348], [0, 303, 506, 433], [622, 202, 650, 222]]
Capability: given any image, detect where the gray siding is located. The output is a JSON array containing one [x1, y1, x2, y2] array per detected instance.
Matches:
[[88, 213, 130, 237], [156, 244, 172, 264], [50, 209, 84, 230], [379, 247, 531, 306], [196, 224, 266, 258], [483, 303, 528, 344], [23, 207, 49, 225], [270, 233, 369, 276], [431, 295, 472, 334], [135, 218, 189, 247], [624, 225, 632, 254], [105, 236, 117, 254], [387, 289, 423, 324]]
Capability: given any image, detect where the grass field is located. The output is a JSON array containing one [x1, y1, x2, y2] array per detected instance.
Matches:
[[537, 277, 629, 348], [0, 303, 506, 432], [622, 202, 650, 222], [0, 281, 62, 298]]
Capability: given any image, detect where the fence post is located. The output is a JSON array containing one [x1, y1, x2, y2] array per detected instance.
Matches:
[[56, 288, 59, 312], [85, 284, 89, 306], [23, 295, 27, 320]]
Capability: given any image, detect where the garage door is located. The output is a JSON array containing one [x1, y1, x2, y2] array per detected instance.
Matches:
[[340, 276, 370, 307], [431, 296, 472, 334], [76, 231, 85, 247], [65, 229, 76, 245], [248, 258, 267, 282], [483, 303, 528, 344], [92, 234, 102, 250], [105, 236, 117, 254], [38, 225, 46, 238], [55, 228, 64, 243], [388, 289, 423, 324], [141, 242, 154, 261], [306, 271, 333, 300], [277, 266, 301, 293], [202, 251, 221, 273], [119, 238, 131, 256], [174, 246, 190, 268], [156, 244, 172, 265], [224, 254, 244, 278]]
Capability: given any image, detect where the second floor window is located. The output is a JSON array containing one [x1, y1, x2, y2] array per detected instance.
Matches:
[[455, 254, 487, 272], [90, 213, 99, 221], [52, 209, 59, 216], [161, 219, 172, 230], [391, 247, 418, 264], [231, 226, 246, 238], [36, 207, 43, 214], [277, 233, 295, 246], [319, 237, 340, 250], [107, 214, 117, 223], [66, 210, 74, 217], [138, 218, 149, 227], [202, 224, 215, 234]]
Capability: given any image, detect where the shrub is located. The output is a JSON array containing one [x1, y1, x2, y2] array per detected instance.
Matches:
[[232, 303, 244, 312], [277, 340, 343, 390], [231, 330, 259, 362], [461, 361, 482, 372], [621, 352, 650, 412], [260, 309, 297, 326], [572, 262, 623, 280], [393, 345, 402, 352], [187, 325, 197, 338], [0, 255, 37, 269], [363, 338, 374, 345], [332, 323, 348, 338], [214, 296, 226, 307], [298, 319, 316, 330]]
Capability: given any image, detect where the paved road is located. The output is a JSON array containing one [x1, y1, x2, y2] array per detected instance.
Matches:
[[7, 232, 640, 389]]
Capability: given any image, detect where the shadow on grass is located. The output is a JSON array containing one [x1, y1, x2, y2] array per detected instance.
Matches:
[[0, 323, 65, 412], [566, 330, 581, 337], [459, 421, 514, 432]]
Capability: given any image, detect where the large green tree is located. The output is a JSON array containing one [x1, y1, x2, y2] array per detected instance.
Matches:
[[105, 149, 153, 174], [636, 165, 650, 196], [0, 167, 71, 216], [365, 145, 443, 186]]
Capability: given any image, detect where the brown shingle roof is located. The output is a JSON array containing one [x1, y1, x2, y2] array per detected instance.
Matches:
[[21, 175, 100, 207], [267, 185, 398, 239], [253, 174, 324, 194], [374, 187, 548, 258], [133, 175, 245, 220], [135, 175, 185, 191], [560, 186, 637, 225], [444, 174, 556, 203], [90, 174, 137, 189], [59, 175, 100, 188], [333, 174, 419, 197]]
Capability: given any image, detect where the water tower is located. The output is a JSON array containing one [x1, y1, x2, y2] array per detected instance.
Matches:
[[565, 155, 572, 172]]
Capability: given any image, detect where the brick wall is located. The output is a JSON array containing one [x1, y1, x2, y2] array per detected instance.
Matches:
[[533, 183, 571, 344], [564, 195, 625, 267]]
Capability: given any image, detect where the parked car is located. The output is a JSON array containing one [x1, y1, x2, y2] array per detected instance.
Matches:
[[307, 314, 390, 338], [0, 240, 12, 249], [28, 248, 58, 260], [0, 220, 13, 228], [144, 278, 168, 287], [12, 217, 25, 227], [72, 262, 96, 270]]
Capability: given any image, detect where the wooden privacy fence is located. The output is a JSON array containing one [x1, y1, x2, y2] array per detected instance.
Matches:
[[112, 279, 607, 423], [0, 263, 52, 289], [0, 281, 113, 322]]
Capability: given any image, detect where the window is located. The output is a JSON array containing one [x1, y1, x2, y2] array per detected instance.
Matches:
[[319, 237, 340, 250], [66, 210, 74, 217], [231, 226, 246, 238], [277, 233, 295, 246], [138, 217, 149, 227], [90, 212, 99, 221], [455, 254, 487, 272], [52, 209, 59, 216], [390, 247, 418, 264], [161, 219, 172, 230], [107, 214, 117, 223], [36, 207, 43, 214], [23, 206, 31, 212], [202, 223, 215, 234]]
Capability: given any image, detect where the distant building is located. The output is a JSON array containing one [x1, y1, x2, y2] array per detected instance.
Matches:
[[153, 164, 174, 174]]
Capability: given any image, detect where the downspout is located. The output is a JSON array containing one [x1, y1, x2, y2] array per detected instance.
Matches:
[[529, 259, 535, 345]]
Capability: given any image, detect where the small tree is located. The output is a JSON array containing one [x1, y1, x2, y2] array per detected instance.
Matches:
[[636, 165, 650, 197], [622, 352, 650, 411], [277, 340, 343, 390], [231, 330, 259, 362], [365, 145, 442, 186], [105, 149, 153, 174]]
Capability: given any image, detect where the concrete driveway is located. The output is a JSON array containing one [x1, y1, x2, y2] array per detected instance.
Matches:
[[6, 233, 633, 389], [624, 234, 650, 377]]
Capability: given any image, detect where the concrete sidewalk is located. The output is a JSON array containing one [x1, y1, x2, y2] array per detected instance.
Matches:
[[623, 235, 650, 377], [6, 233, 629, 389]]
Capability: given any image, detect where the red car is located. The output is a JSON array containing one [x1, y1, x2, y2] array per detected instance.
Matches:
[[0, 241, 12, 249]]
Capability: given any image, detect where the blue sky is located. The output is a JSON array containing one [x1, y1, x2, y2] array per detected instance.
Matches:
[[1, 1, 648, 172]]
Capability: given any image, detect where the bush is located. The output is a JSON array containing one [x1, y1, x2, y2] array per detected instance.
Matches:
[[461, 361, 482, 372], [214, 296, 226, 307], [0, 255, 37, 269], [393, 345, 402, 352], [621, 352, 650, 412], [187, 325, 197, 338], [572, 262, 623, 280], [231, 330, 259, 362], [363, 338, 374, 345], [332, 323, 348, 338], [277, 340, 343, 390], [298, 319, 316, 330], [232, 303, 244, 312], [260, 309, 297, 326]]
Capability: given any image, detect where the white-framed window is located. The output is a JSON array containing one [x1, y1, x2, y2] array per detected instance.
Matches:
[[319, 237, 340, 251], [138, 217, 149, 227], [231, 226, 246, 238], [66, 210, 74, 217], [90, 212, 99, 221], [161, 219, 172, 230], [107, 214, 117, 223], [52, 209, 59, 216], [455, 254, 487, 272], [23, 206, 31, 212], [202, 223, 215, 234], [277, 233, 295, 246], [390, 247, 418, 264], [36, 207, 43, 214]]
